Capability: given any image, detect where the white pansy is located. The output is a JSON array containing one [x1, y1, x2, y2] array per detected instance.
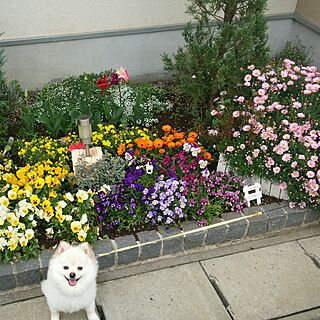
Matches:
[[0, 237, 7, 250], [65, 192, 74, 202], [183, 143, 191, 152], [80, 214, 88, 225], [46, 227, 54, 235], [146, 162, 154, 174], [191, 147, 201, 157], [199, 160, 208, 169]]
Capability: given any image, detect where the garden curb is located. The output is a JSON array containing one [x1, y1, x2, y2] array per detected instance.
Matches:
[[0, 202, 319, 292]]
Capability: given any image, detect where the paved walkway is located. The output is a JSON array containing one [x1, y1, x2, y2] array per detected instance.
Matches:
[[1, 224, 320, 320]]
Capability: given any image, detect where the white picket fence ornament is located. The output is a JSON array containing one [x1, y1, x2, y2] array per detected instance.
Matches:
[[243, 183, 262, 207], [217, 154, 289, 200]]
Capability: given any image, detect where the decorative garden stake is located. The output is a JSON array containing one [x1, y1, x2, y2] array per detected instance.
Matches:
[[78, 115, 92, 157], [71, 115, 103, 173], [243, 183, 262, 207]]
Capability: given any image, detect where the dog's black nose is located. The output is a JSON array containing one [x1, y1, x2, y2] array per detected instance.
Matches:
[[69, 272, 76, 279]]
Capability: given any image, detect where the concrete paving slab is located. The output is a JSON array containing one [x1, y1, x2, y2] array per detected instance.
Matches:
[[201, 241, 320, 320], [97, 262, 231, 320], [0, 296, 87, 320], [281, 308, 320, 320], [299, 236, 320, 260]]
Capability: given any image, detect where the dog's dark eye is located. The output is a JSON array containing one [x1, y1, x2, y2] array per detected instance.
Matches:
[[77, 266, 83, 271], [63, 266, 69, 270]]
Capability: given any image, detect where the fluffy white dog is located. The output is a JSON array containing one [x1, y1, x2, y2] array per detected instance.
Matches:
[[41, 241, 100, 320]]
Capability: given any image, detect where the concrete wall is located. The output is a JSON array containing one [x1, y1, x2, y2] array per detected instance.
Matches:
[[0, 0, 298, 41], [0, 0, 313, 90], [296, 0, 320, 27]]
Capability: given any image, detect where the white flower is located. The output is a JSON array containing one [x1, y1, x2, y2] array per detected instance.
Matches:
[[76, 190, 89, 203], [25, 229, 34, 240], [80, 214, 88, 225], [146, 162, 154, 174], [65, 192, 74, 202], [58, 200, 67, 209], [46, 227, 54, 235], [65, 215, 73, 221], [201, 168, 210, 177], [191, 147, 201, 157], [199, 160, 208, 169], [0, 237, 7, 251], [183, 143, 191, 152], [19, 237, 28, 247]]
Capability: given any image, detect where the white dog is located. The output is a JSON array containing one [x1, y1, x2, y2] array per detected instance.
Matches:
[[41, 241, 100, 320]]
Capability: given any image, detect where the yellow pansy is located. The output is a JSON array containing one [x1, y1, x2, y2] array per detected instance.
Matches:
[[77, 229, 87, 242], [71, 221, 81, 233], [30, 195, 40, 206], [42, 199, 51, 210], [19, 237, 28, 247], [0, 196, 9, 207], [25, 229, 34, 240], [8, 190, 18, 200], [34, 177, 45, 189], [49, 190, 57, 198]]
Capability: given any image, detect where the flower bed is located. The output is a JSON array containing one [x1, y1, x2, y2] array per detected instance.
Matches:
[[0, 123, 246, 262]]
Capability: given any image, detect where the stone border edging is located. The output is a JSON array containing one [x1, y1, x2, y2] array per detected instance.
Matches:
[[0, 201, 319, 292]]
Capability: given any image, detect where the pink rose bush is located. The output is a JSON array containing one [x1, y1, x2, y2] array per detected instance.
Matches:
[[210, 59, 320, 210]]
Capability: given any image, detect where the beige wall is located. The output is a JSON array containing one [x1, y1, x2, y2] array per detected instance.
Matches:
[[296, 0, 320, 27], [0, 0, 298, 41]]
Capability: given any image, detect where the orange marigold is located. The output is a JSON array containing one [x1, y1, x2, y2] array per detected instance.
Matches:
[[146, 140, 154, 148], [187, 137, 196, 143], [167, 141, 176, 149], [174, 132, 185, 139], [153, 139, 164, 148], [167, 134, 174, 142], [162, 125, 172, 133], [175, 141, 183, 147], [188, 131, 198, 139], [117, 144, 126, 156], [159, 148, 166, 154], [136, 139, 147, 148], [204, 152, 212, 160]]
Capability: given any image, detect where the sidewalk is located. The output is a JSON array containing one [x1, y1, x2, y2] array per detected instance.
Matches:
[[1, 224, 320, 320]]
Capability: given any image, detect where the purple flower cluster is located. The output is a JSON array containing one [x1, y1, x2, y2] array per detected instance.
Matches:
[[146, 177, 188, 225]]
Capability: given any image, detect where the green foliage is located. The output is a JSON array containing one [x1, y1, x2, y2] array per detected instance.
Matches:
[[75, 154, 126, 190], [24, 72, 173, 137], [0, 44, 23, 146], [274, 38, 312, 67], [162, 0, 270, 125]]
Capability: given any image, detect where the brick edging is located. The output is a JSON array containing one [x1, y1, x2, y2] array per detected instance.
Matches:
[[0, 202, 319, 291]]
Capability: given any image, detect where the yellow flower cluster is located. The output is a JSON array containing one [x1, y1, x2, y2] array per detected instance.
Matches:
[[92, 124, 156, 154], [17, 136, 74, 167]]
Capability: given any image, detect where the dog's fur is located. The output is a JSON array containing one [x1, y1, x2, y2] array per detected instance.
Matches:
[[41, 241, 100, 320]]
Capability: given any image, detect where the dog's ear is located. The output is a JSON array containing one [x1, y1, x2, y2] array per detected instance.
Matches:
[[54, 241, 71, 256], [79, 242, 95, 257]]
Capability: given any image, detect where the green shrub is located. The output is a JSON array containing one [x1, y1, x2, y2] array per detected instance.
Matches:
[[0, 44, 23, 146], [274, 38, 312, 67], [162, 0, 270, 125]]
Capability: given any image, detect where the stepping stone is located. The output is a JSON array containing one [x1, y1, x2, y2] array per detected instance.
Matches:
[[97, 262, 230, 320], [0, 296, 87, 320], [201, 242, 320, 320], [299, 236, 320, 262]]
